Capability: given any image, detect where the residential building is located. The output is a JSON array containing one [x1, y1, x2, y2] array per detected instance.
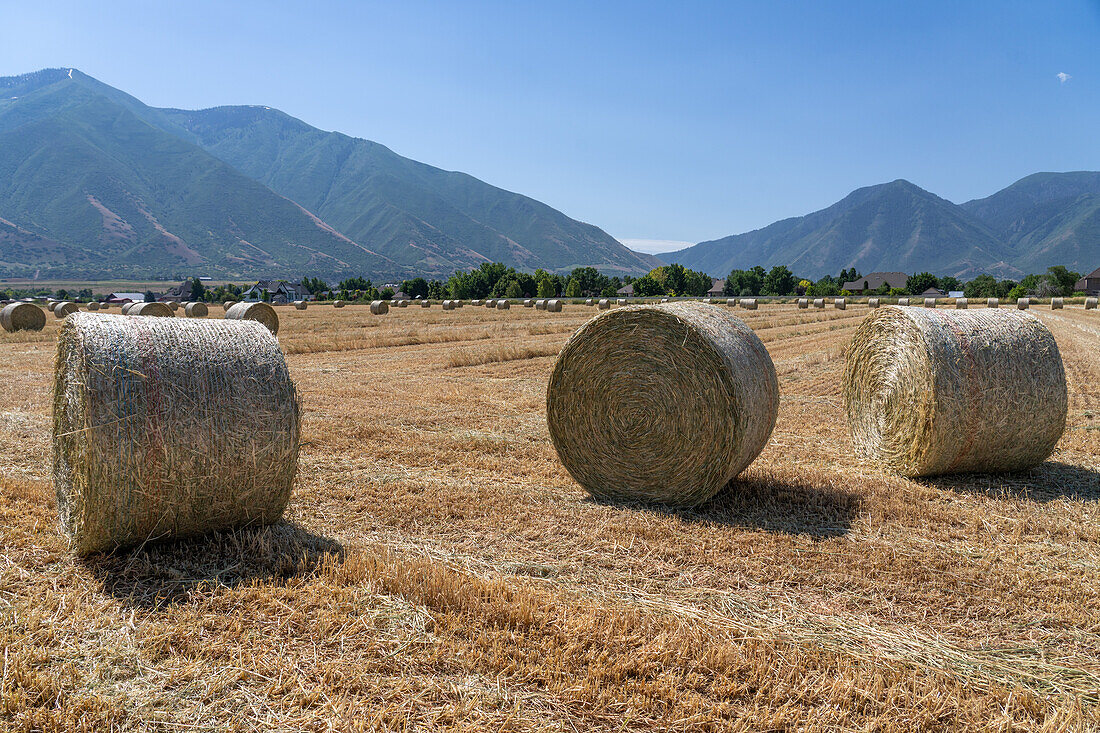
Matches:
[[1075, 267, 1100, 295], [616, 283, 634, 296], [707, 279, 726, 296], [841, 272, 908, 293], [242, 280, 311, 303]]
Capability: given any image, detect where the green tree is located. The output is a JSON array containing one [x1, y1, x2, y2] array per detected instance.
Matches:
[[537, 275, 556, 298], [77, 288, 93, 302], [505, 280, 523, 298], [762, 266, 796, 296], [939, 276, 961, 293], [806, 277, 840, 297], [905, 272, 939, 295], [381, 287, 395, 300], [1045, 266, 1082, 296], [631, 275, 665, 296], [724, 267, 765, 296], [401, 277, 429, 299], [427, 280, 447, 299], [339, 276, 371, 292], [564, 277, 582, 297], [964, 274, 998, 298]]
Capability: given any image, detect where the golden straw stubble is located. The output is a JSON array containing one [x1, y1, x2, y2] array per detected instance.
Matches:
[[843, 306, 1067, 477], [546, 303, 779, 505]]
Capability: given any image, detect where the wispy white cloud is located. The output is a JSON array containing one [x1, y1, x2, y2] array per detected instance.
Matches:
[[1057, 72, 1072, 84], [619, 238, 694, 254]]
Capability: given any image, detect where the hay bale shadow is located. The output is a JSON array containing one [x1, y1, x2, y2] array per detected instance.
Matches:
[[82, 521, 343, 610], [918, 461, 1100, 502], [590, 475, 861, 539]]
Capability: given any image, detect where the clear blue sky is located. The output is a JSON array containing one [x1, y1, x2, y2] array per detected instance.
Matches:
[[2, 1, 1098, 252]]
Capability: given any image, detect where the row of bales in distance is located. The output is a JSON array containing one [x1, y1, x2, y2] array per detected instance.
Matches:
[[0, 298, 281, 334]]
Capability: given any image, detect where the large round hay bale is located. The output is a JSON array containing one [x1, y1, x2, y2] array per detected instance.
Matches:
[[547, 303, 778, 505], [955, 298, 968, 309], [333, 300, 346, 308], [225, 301, 279, 335], [897, 298, 910, 307], [1051, 297, 1064, 310], [370, 300, 389, 315], [868, 298, 880, 309], [535, 299, 547, 311], [1017, 297, 1030, 310], [987, 298, 999, 308], [798, 298, 809, 309], [184, 302, 209, 318], [843, 307, 1066, 477], [740, 298, 758, 310], [48, 302, 60, 313], [546, 299, 563, 312], [294, 300, 307, 310], [1, 302, 46, 332], [598, 299, 610, 310], [120, 302, 135, 315], [835, 298, 846, 310], [128, 302, 174, 318], [52, 314, 299, 555], [1086, 297, 1098, 310], [87, 301, 100, 312], [54, 302, 79, 318], [813, 298, 825, 309], [497, 299, 510, 310]]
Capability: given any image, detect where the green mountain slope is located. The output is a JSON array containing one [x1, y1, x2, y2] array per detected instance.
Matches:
[[0, 69, 399, 279], [665, 180, 1020, 279]]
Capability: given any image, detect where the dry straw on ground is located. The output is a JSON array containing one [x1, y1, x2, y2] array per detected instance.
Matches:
[[546, 302, 778, 505], [843, 306, 1067, 477], [370, 300, 389, 315], [1, 302, 46, 332], [128, 302, 174, 318], [54, 302, 78, 318], [226, 301, 279, 335], [52, 314, 300, 554], [184, 302, 209, 318]]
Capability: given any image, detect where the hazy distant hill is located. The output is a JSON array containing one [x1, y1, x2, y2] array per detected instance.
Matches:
[[666, 174, 1100, 279], [0, 68, 658, 279]]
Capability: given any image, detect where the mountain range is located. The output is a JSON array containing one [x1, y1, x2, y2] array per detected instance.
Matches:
[[663, 173, 1100, 280], [0, 68, 660, 280]]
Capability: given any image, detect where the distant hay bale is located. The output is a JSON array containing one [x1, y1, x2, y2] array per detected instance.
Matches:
[[128, 302, 174, 318], [740, 298, 758, 310], [370, 300, 389, 315], [617, 298, 627, 305], [598, 299, 610, 310], [726, 298, 737, 307], [661, 298, 670, 303], [226, 301, 279, 335], [536, 299, 547, 310], [54, 302, 79, 318], [835, 298, 846, 310], [333, 300, 346, 308], [1051, 297, 1064, 309], [397, 300, 410, 308], [420, 300, 431, 308], [1086, 297, 1097, 310], [120, 302, 135, 315], [223, 301, 237, 311], [48, 302, 60, 313], [813, 298, 825, 309], [293, 300, 307, 310], [844, 307, 1066, 477], [53, 314, 299, 555], [584, 298, 594, 306], [897, 298, 910, 306], [547, 302, 778, 505], [526, 299, 536, 307], [1017, 297, 1030, 310], [546, 299, 563, 312], [184, 302, 209, 318], [924, 298, 936, 308], [167, 301, 180, 312], [987, 298, 999, 308], [955, 298, 968, 309], [1, 302, 46, 332], [472, 300, 483, 306], [87, 302, 100, 311], [442, 300, 456, 310], [868, 298, 880, 308], [798, 298, 809, 309], [497, 299, 510, 309]]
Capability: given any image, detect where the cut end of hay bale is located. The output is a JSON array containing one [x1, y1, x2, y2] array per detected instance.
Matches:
[[1051, 297, 1064, 309], [1, 302, 46, 332], [798, 298, 809, 309], [226, 301, 279, 335], [843, 306, 1066, 477], [868, 298, 880, 308], [53, 302, 78, 318], [53, 314, 299, 554], [547, 302, 778, 506], [370, 300, 389, 315], [184, 302, 209, 318], [1086, 297, 1098, 310], [834, 298, 846, 310], [128, 302, 174, 318], [813, 298, 825, 309], [955, 298, 968, 309]]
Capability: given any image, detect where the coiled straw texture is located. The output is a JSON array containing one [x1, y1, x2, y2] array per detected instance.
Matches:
[[53, 314, 300, 554], [226, 302, 279, 335], [184, 302, 208, 318], [843, 307, 1066, 477], [1, 302, 46, 332], [547, 303, 779, 505]]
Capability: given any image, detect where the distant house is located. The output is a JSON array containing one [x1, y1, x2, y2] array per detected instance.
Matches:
[[948, 290, 964, 298], [106, 292, 147, 304], [242, 280, 310, 303], [842, 272, 908, 293], [922, 287, 946, 298], [617, 283, 634, 296], [1075, 267, 1100, 295], [391, 291, 410, 300], [708, 279, 725, 296], [159, 280, 198, 302]]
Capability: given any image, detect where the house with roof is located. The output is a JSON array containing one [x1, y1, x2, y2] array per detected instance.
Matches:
[[616, 283, 634, 296], [842, 272, 908, 293], [1075, 267, 1100, 295], [158, 280, 198, 303], [922, 287, 946, 298], [708, 279, 726, 296], [242, 280, 311, 303], [106, 292, 148, 304]]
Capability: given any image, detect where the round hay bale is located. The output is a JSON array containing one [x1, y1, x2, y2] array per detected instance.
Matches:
[[740, 298, 758, 310], [835, 298, 846, 310], [955, 298, 968, 309], [797, 298, 809, 309], [1051, 297, 1064, 310], [546, 299, 563, 312], [547, 303, 778, 505], [120, 302, 135, 315], [471, 300, 483, 306], [442, 300, 455, 310], [184, 302, 209, 318], [924, 298, 937, 308], [987, 298, 999, 308], [369, 300, 389, 315], [584, 298, 594, 306], [868, 298, 880, 309], [48, 302, 60, 313], [399, 300, 410, 308], [661, 298, 670, 303], [54, 302, 79, 318], [167, 301, 180, 312], [813, 298, 825, 309], [497, 299, 510, 310], [1086, 297, 1097, 310], [333, 300, 346, 308], [897, 298, 910, 307], [617, 298, 627, 306], [223, 301, 237, 311], [726, 298, 737, 307], [1, 302, 46, 332], [128, 302, 174, 318], [535, 299, 547, 311], [420, 300, 431, 308], [598, 299, 610, 310], [523, 299, 535, 307], [52, 314, 299, 554], [1017, 297, 1030, 310], [87, 302, 100, 312], [843, 307, 1066, 477], [294, 300, 307, 310], [225, 301, 279, 335]]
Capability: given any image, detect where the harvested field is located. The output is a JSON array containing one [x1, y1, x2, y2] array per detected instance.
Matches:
[[2, 302, 1100, 730]]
